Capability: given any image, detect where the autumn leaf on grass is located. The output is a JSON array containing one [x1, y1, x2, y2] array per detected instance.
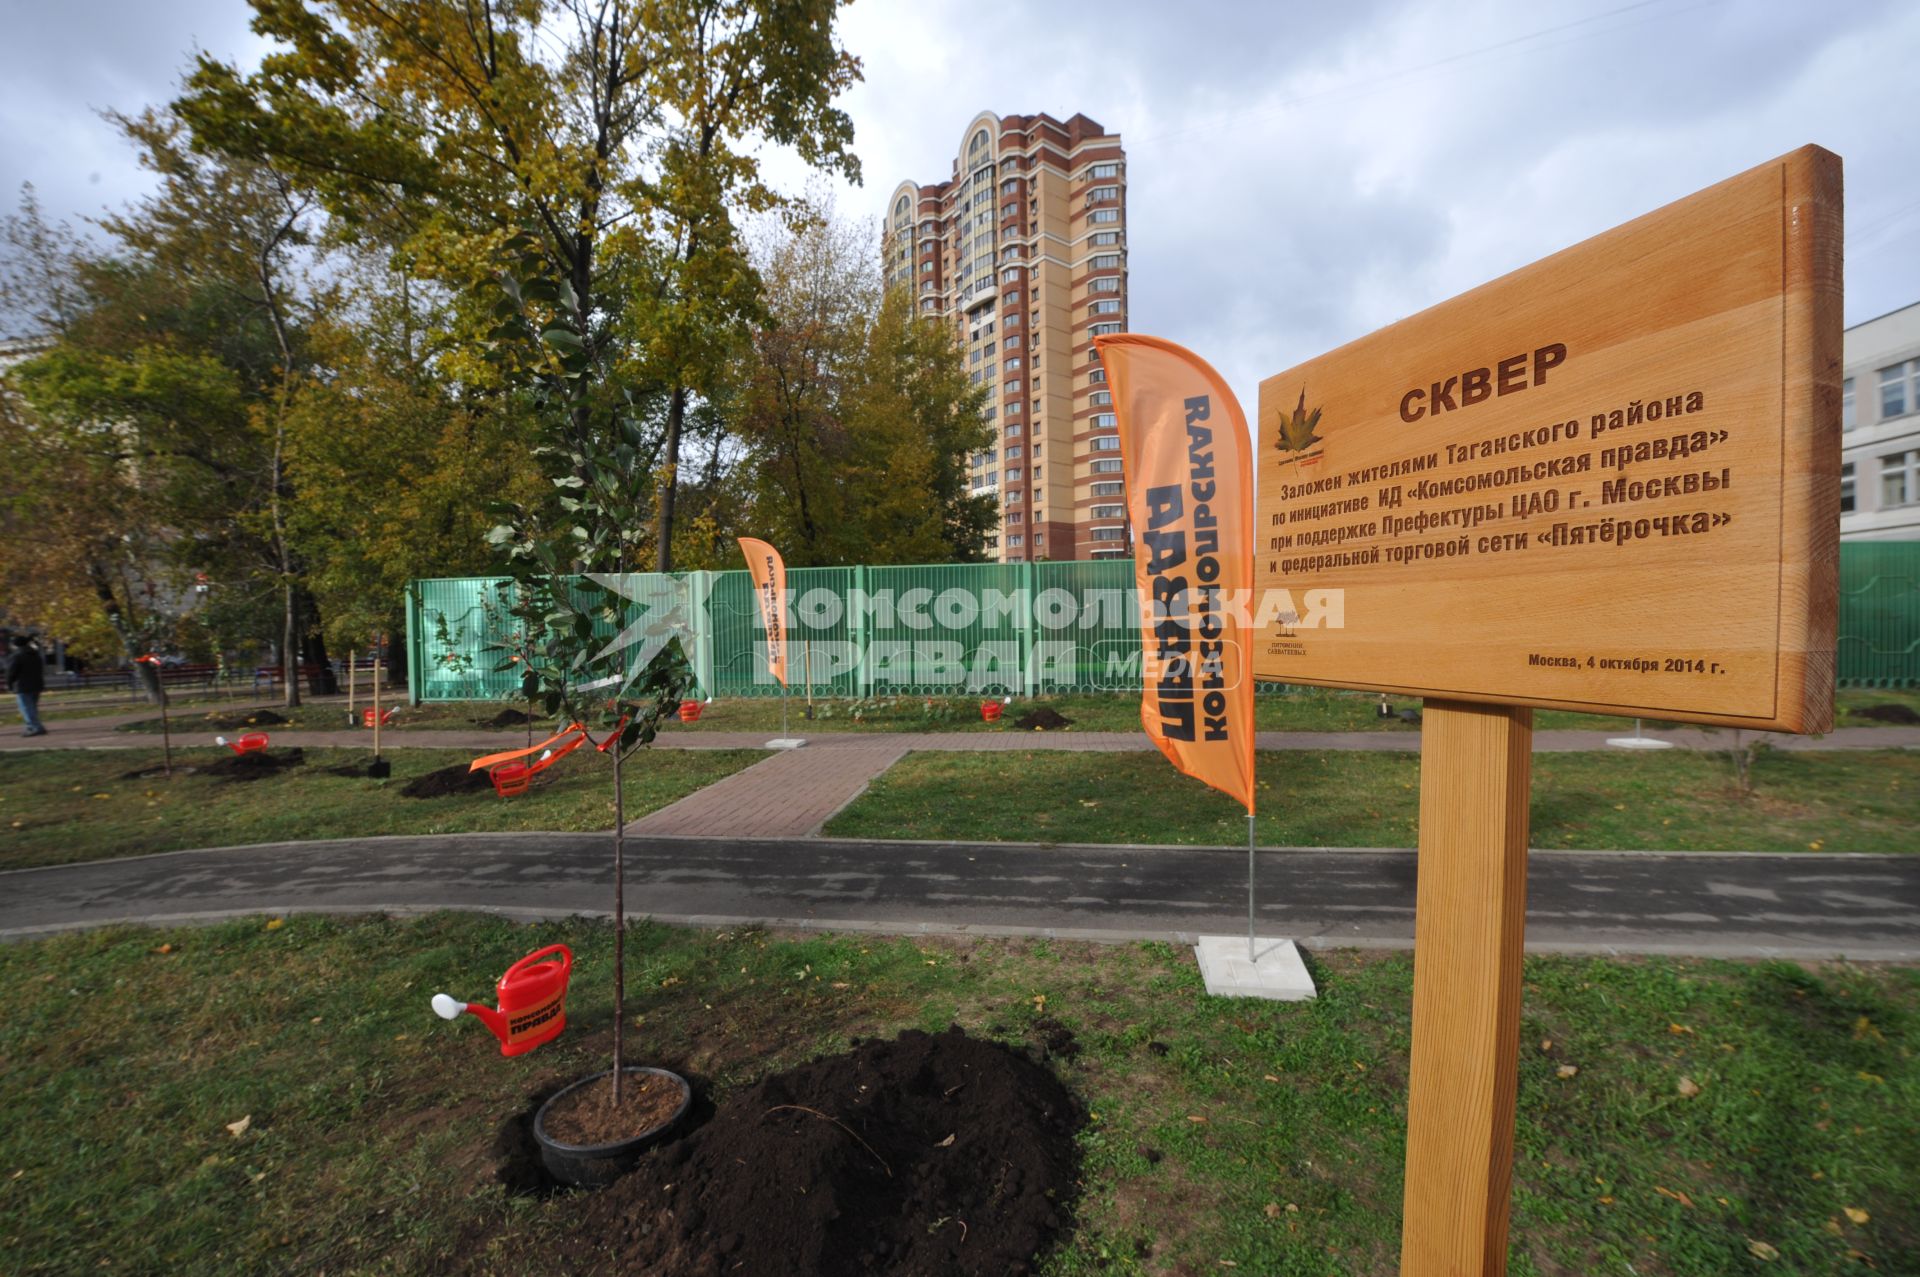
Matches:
[[1844, 1207, 1870, 1224], [1276, 388, 1323, 455], [1676, 1076, 1702, 1098], [1747, 1240, 1780, 1261], [1654, 1184, 1694, 1209], [225, 1115, 251, 1138], [1555, 1064, 1579, 1079]]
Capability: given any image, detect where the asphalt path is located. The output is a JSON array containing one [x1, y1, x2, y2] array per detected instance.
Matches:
[[4, 834, 1915, 960]]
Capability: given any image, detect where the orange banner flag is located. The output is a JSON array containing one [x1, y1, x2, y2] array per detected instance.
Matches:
[[737, 537, 789, 688], [1093, 334, 1257, 816]]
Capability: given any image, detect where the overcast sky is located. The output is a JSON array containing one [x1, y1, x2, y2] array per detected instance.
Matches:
[[4, 0, 1916, 404]]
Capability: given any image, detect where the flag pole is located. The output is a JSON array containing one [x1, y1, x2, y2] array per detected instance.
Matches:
[[1248, 811, 1256, 962]]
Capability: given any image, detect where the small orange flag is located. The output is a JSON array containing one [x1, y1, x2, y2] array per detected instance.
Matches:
[[1093, 334, 1256, 816], [737, 537, 788, 688]]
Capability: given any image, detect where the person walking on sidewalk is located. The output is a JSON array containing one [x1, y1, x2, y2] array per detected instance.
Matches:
[[8, 634, 48, 737]]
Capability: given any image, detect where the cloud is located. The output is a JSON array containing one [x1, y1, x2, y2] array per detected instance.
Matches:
[[5, 0, 1915, 409], [792, 0, 1919, 405], [0, 0, 271, 234]]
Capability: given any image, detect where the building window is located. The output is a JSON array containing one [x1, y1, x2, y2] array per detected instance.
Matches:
[[921, 281, 933, 294], [1089, 208, 1119, 224], [1001, 268, 1022, 284], [1882, 360, 1919, 419], [1005, 399, 1021, 414], [1089, 527, 1126, 542], [1090, 412, 1117, 428], [1004, 291, 1021, 306], [1089, 231, 1120, 246], [1006, 445, 1024, 459], [1005, 357, 1022, 371], [1091, 253, 1121, 270], [1004, 334, 1022, 349], [1091, 458, 1123, 474], [1001, 178, 1020, 196], [1090, 299, 1121, 315], [1091, 504, 1124, 520], [1090, 276, 1120, 292], [1090, 322, 1122, 337], [1006, 467, 1022, 482], [1008, 535, 1024, 548], [1883, 450, 1919, 507], [1002, 203, 1019, 220], [1087, 185, 1119, 204], [1005, 379, 1022, 395], [1088, 368, 1106, 384], [1089, 162, 1119, 179], [1840, 462, 1854, 513], [985, 535, 998, 548], [1090, 436, 1121, 452], [1089, 390, 1112, 406], [1092, 481, 1124, 497], [1842, 378, 1855, 430], [1007, 511, 1023, 525]]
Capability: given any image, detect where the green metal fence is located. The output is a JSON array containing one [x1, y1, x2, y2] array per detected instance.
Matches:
[[1838, 541, 1920, 688], [405, 561, 1146, 703], [407, 543, 1920, 702]]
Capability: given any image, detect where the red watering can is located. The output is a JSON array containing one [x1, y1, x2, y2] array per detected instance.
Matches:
[[980, 700, 1003, 723], [431, 944, 572, 1056], [362, 707, 395, 728], [678, 700, 703, 723], [216, 733, 270, 754]]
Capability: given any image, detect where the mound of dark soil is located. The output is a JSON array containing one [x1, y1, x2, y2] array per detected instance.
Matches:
[[1011, 706, 1073, 732], [401, 762, 496, 798], [200, 709, 290, 730], [567, 1026, 1082, 1277], [1853, 703, 1920, 725], [201, 748, 305, 781], [477, 708, 535, 729]]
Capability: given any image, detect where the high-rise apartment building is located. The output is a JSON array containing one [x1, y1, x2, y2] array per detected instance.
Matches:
[[884, 111, 1128, 562]]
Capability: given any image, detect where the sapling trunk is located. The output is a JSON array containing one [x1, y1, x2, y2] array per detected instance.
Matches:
[[158, 680, 173, 779], [612, 737, 626, 1105]]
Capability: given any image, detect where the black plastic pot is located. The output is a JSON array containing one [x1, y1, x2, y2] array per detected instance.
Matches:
[[533, 1066, 692, 1188], [368, 758, 391, 779]]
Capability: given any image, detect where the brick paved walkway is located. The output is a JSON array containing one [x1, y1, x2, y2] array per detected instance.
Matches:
[[626, 738, 912, 837]]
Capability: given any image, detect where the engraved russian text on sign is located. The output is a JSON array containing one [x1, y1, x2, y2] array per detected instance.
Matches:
[[1254, 145, 1841, 732]]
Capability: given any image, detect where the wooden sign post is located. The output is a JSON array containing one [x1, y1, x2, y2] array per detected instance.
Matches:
[[1253, 146, 1841, 1273]]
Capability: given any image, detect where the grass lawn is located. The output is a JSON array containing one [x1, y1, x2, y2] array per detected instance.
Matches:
[[0, 746, 763, 871], [826, 748, 1920, 853], [4, 689, 266, 725], [0, 913, 1912, 1275], [109, 686, 1920, 739]]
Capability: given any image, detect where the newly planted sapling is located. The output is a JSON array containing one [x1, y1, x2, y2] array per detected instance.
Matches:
[[481, 237, 696, 1105]]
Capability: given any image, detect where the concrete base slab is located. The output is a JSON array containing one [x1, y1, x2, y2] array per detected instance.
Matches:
[[1194, 935, 1317, 1001], [1606, 736, 1674, 750], [764, 737, 808, 750]]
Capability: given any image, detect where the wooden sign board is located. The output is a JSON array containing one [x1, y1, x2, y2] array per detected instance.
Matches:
[[1254, 146, 1842, 733]]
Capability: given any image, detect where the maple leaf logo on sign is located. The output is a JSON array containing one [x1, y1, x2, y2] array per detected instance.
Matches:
[[1275, 388, 1324, 464]]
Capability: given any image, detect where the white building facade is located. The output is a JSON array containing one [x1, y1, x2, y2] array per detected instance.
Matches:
[[1842, 300, 1920, 541]]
